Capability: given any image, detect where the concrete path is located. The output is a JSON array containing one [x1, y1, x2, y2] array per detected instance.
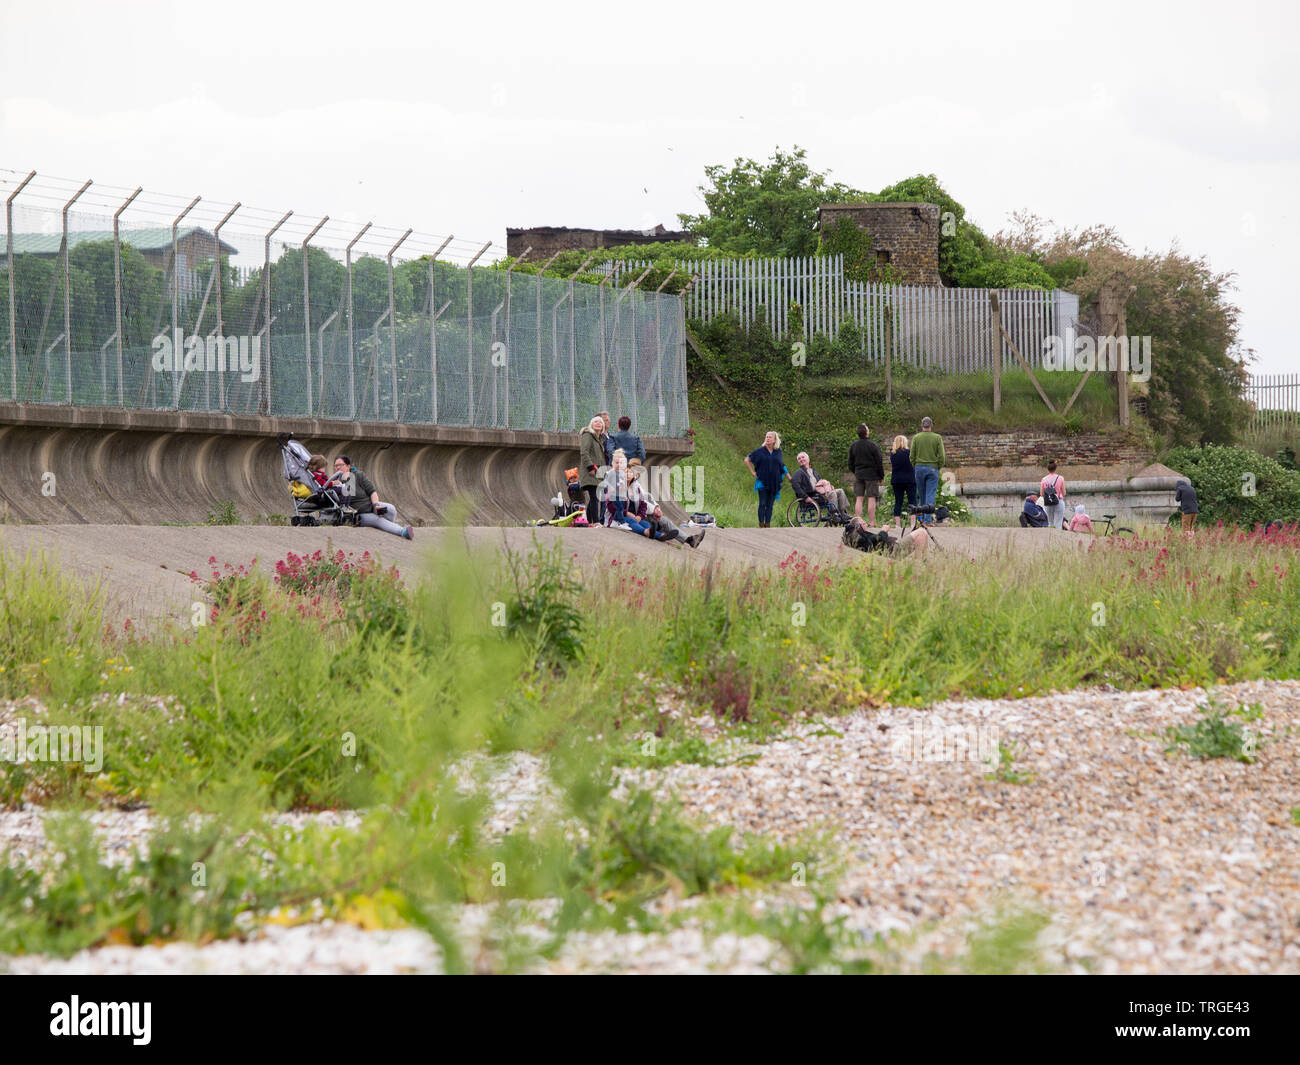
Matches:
[[1, 523, 1089, 626]]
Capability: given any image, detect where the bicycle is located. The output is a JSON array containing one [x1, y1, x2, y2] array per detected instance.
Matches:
[[1092, 513, 1135, 537]]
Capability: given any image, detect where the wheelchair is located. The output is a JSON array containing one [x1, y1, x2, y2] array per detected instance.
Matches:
[[786, 492, 849, 528]]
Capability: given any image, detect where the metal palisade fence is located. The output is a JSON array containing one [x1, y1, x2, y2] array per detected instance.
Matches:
[[611, 254, 1080, 373], [1245, 373, 1300, 429], [0, 170, 689, 437]]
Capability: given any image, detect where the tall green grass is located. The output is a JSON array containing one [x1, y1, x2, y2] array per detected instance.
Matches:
[[2, 525, 1296, 969]]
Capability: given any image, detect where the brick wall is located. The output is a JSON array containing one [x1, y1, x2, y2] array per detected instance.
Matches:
[[942, 430, 1152, 468], [818, 203, 941, 286], [506, 225, 694, 261]]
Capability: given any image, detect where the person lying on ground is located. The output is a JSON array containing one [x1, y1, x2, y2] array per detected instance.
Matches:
[[333, 456, 413, 540], [639, 489, 706, 548], [842, 516, 927, 557]]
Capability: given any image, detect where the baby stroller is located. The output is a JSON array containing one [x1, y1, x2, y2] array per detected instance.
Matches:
[[278, 433, 357, 527]]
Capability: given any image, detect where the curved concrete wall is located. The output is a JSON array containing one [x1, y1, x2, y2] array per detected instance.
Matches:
[[0, 404, 694, 526]]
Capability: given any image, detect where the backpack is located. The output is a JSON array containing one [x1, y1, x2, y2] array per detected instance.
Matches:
[[1042, 476, 1061, 507]]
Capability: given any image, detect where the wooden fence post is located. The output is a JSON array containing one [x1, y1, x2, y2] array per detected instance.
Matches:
[[989, 291, 1002, 413]]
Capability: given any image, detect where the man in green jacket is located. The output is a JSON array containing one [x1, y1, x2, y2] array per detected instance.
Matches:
[[910, 416, 946, 524]]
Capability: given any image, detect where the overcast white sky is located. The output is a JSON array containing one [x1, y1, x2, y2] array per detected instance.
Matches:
[[2, 0, 1297, 373]]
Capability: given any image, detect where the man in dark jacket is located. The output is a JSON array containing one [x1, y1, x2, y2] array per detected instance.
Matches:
[[1174, 478, 1199, 533], [608, 416, 646, 463], [1020, 493, 1049, 528], [847, 423, 885, 526]]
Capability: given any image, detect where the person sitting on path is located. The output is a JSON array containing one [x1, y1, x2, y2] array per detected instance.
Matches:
[[1020, 492, 1049, 528], [333, 456, 413, 540]]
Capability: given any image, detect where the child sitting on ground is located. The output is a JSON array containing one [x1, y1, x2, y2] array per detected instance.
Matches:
[[1067, 503, 1094, 533]]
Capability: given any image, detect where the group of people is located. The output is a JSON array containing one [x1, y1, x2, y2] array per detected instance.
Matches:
[[1019, 459, 1085, 530], [744, 417, 948, 529], [303, 453, 414, 540], [577, 412, 705, 548]]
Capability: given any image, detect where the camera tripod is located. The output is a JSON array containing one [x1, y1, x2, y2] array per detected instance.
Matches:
[[906, 509, 946, 552]]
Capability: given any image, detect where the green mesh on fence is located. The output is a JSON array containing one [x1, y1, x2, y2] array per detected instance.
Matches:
[[1, 177, 689, 437]]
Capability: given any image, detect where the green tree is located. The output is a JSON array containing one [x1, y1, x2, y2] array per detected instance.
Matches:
[[677, 146, 864, 257], [1162, 444, 1300, 525], [873, 174, 1054, 289], [996, 216, 1251, 445]]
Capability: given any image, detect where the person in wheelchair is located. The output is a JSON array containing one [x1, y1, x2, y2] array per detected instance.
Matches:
[[791, 452, 850, 523]]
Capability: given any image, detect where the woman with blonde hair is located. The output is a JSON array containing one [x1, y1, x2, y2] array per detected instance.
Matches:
[[578, 415, 608, 524], [889, 434, 916, 530], [744, 430, 788, 528]]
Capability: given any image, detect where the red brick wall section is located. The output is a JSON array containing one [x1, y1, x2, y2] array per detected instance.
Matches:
[[818, 203, 942, 286], [942, 431, 1152, 468]]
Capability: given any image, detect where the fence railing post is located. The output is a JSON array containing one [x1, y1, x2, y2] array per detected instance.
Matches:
[[212, 202, 240, 412], [165, 193, 199, 407], [344, 222, 372, 420], [301, 215, 329, 417], [262, 210, 293, 415], [426, 235, 454, 424], [7, 170, 36, 401], [465, 241, 492, 425], [989, 290, 1002, 413], [60, 179, 93, 404], [385, 229, 413, 421], [532, 252, 559, 429]]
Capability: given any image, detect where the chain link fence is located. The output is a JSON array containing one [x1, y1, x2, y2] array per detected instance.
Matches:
[[0, 170, 690, 437]]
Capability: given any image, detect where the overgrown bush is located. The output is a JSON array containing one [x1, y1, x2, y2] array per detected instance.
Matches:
[[1163, 444, 1300, 527]]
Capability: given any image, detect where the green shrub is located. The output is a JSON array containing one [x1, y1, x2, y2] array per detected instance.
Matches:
[[501, 539, 584, 670], [206, 500, 241, 526], [1163, 444, 1300, 527], [1164, 700, 1259, 763]]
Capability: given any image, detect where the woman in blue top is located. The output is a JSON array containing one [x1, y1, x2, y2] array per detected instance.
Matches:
[[744, 431, 789, 528], [889, 434, 917, 530]]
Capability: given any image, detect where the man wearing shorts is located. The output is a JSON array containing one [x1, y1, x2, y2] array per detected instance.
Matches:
[[847, 423, 884, 526]]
